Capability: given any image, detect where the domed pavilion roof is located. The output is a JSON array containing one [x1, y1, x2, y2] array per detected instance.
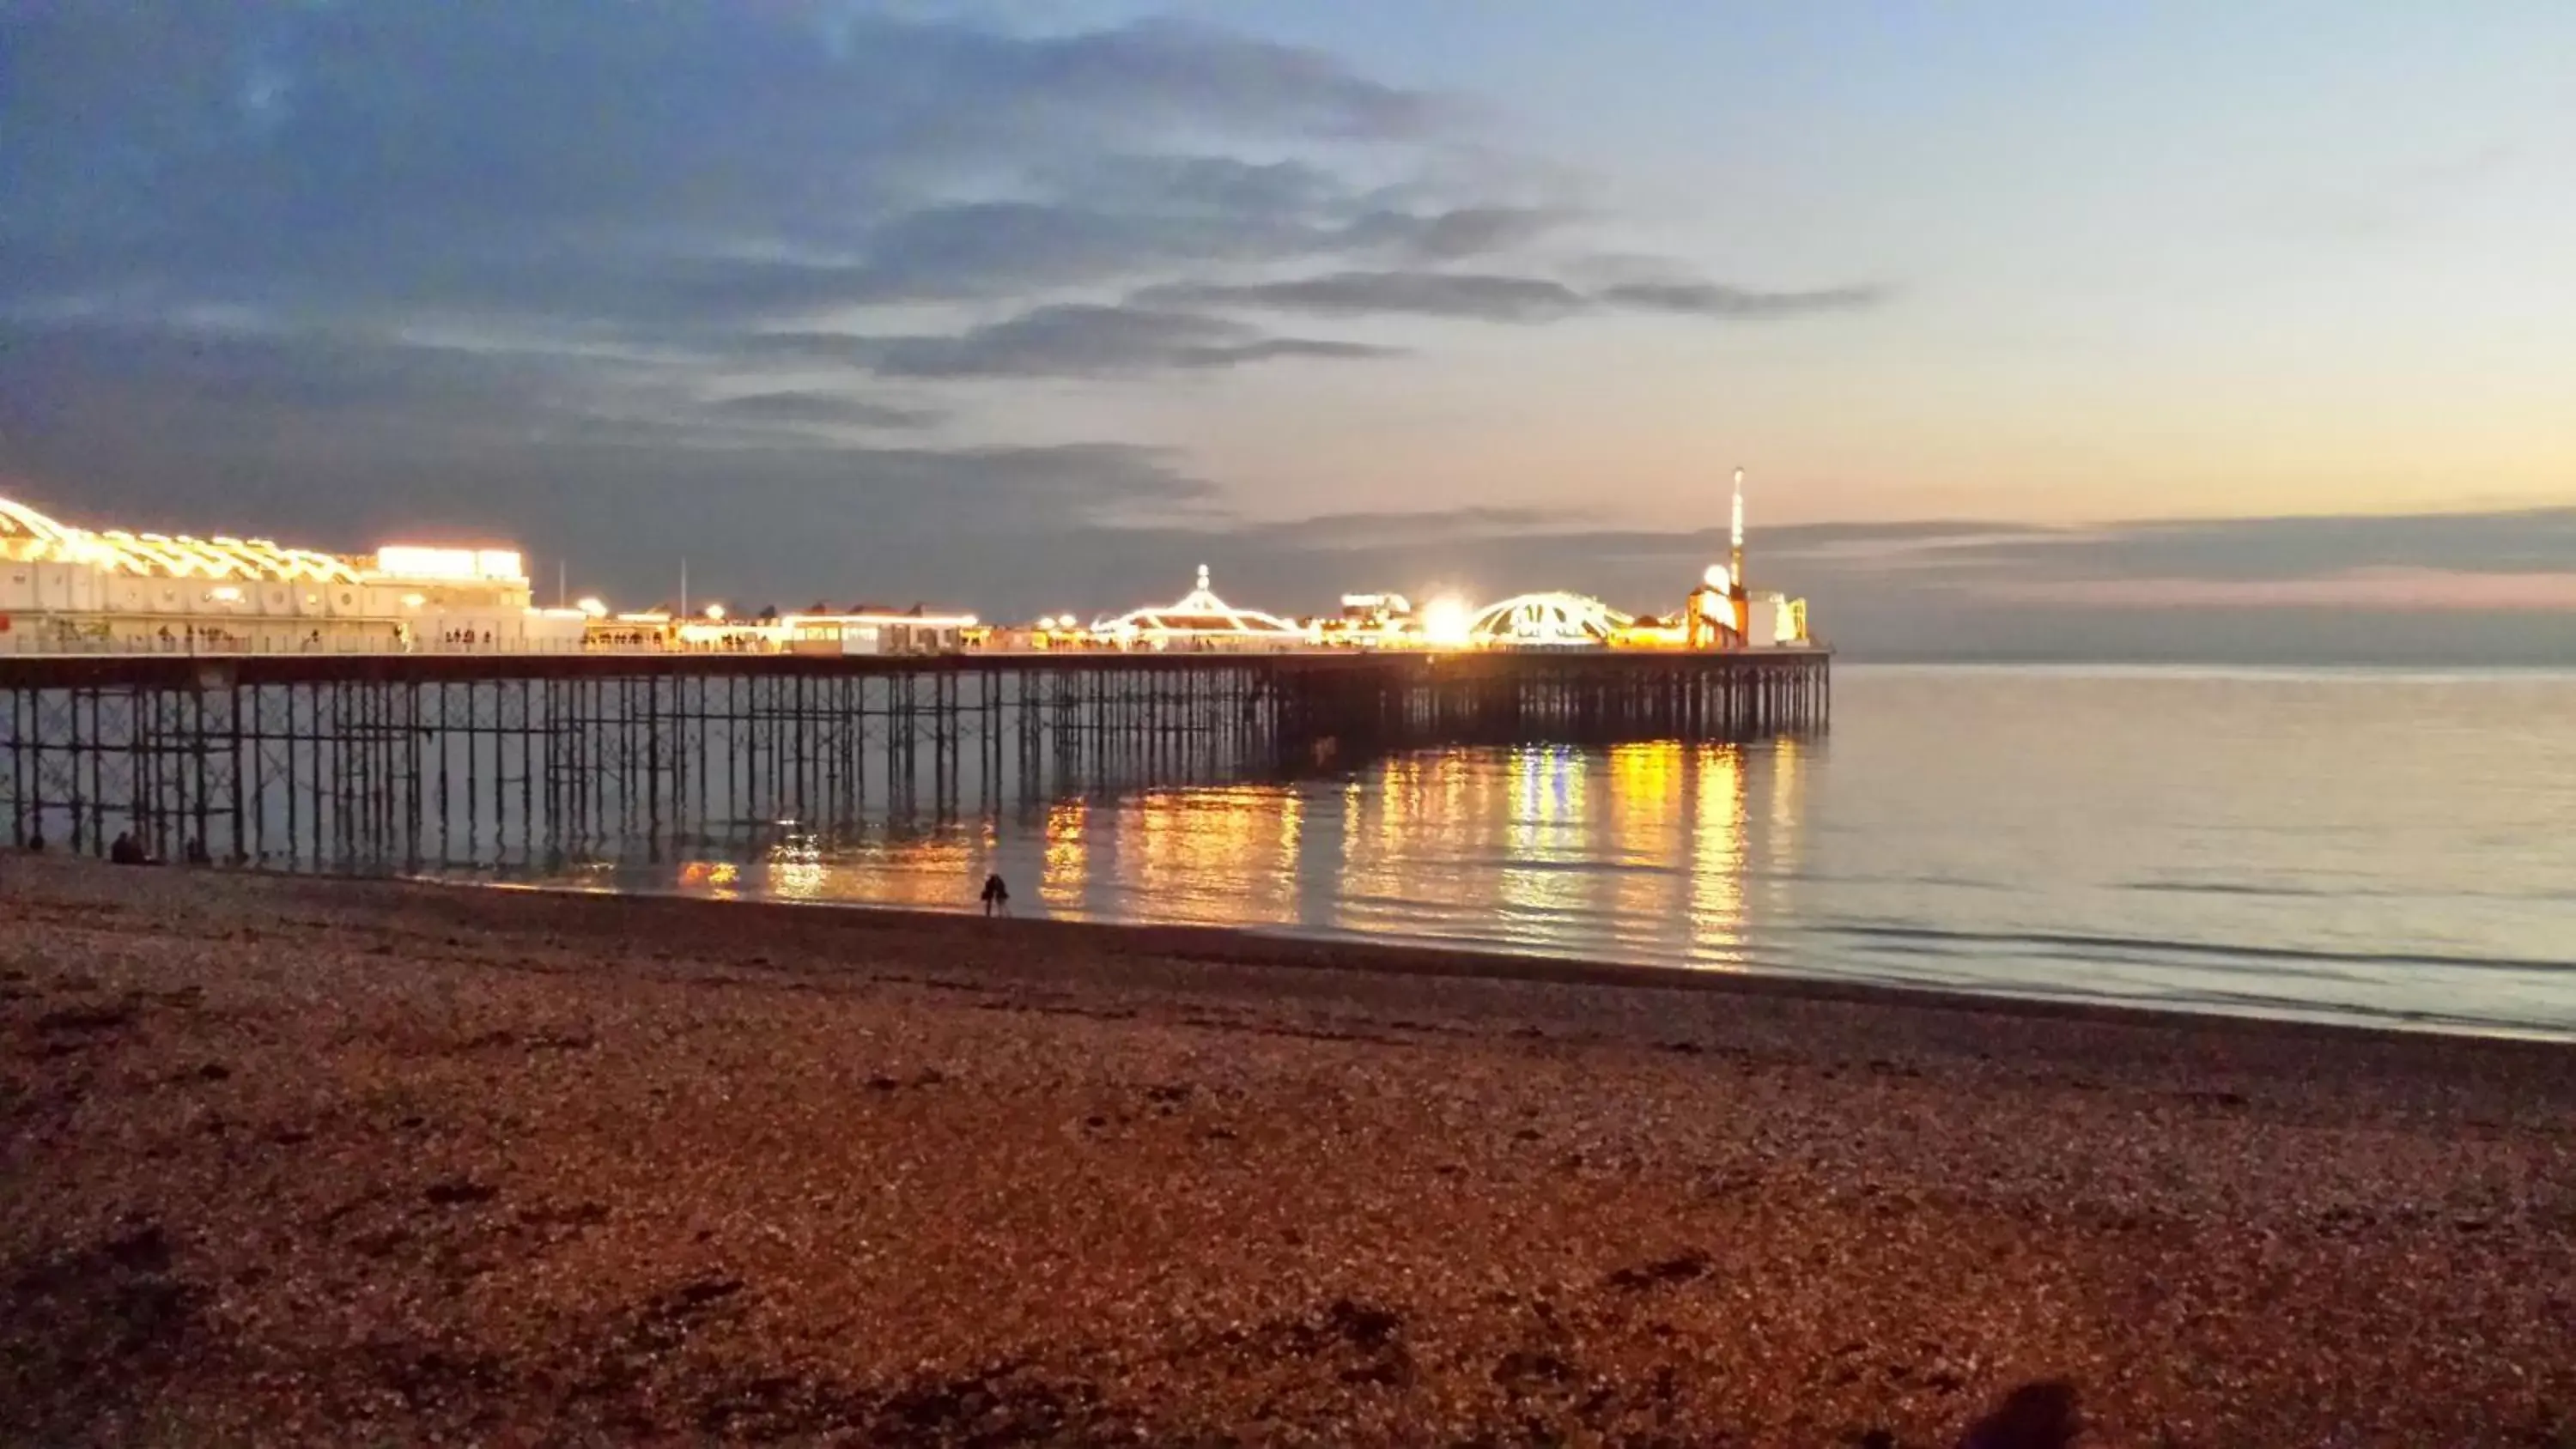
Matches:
[[1094, 565, 1303, 639]]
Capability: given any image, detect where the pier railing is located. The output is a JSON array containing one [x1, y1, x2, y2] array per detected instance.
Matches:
[[0, 648, 1827, 869]]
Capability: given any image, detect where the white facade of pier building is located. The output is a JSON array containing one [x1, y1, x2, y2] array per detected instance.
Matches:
[[0, 495, 583, 653]]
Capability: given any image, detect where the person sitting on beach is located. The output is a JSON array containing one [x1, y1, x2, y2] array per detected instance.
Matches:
[[109, 831, 148, 866], [980, 872, 1011, 918]]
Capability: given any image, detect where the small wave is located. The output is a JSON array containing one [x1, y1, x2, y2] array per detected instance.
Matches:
[[2123, 878, 2563, 906], [1821, 921, 2576, 977], [1797, 958, 2573, 1039], [1783, 867, 2014, 893], [1265, 920, 2576, 1040], [1449, 853, 1674, 878], [2123, 880, 2339, 900]]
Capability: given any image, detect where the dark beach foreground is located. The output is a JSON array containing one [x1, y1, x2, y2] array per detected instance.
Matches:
[[3, 858, 2573, 1446]]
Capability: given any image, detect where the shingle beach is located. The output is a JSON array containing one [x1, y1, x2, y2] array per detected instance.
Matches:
[[4, 856, 2572, 1446]]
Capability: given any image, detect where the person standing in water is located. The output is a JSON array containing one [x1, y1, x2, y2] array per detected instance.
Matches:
[[980, 872, 1011, 918]]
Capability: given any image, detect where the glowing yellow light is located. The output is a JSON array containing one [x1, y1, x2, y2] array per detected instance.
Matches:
[[376, 545, 525, 582], [574, 596, 608, 618], [1420, 596, 1474, 647], [704, 603, 726, 621], [1471, 592, 1631, 646], [206, 585, 243, 603], [374, 546, 475, 579], [400, 592, 426, 608], [1703, 564, 1731, 593]]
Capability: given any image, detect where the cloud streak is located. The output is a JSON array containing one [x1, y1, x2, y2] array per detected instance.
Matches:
[[705, 392, 941, 429], [1595, 280, 1890, 318], [866, 305, 1402, 379], [1140, 270, 1887, 323]]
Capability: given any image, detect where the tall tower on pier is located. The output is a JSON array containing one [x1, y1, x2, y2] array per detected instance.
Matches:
[[1729, 466, 1750, 640]]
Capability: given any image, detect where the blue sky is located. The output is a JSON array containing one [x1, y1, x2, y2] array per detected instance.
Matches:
[[1174, 0, 2576, 523], [1, 1, 2570, 658]]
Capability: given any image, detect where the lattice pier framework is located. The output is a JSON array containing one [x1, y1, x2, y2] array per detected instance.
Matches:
[[1, 650, 1828, 869]]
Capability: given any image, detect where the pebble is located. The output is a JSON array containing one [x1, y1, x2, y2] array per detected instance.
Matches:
[[3, 857, 2573, 1445]]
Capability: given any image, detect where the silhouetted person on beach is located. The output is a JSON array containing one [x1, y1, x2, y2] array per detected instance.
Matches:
[[109, 831, 148, 866], [980, 872, 1011, 917], [24, 828, 42, 853], [185, 837, 211, 866]]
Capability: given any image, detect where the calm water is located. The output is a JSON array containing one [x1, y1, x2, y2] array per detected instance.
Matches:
[[534, 667, 2576, 1040]]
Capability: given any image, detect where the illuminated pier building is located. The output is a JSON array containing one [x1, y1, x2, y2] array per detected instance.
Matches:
[[1091, 566, 1307, 652], [0, 469, 1812, 658], [0, 495, 574, 653]]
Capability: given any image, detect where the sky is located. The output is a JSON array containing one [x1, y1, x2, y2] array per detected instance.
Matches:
[[2, 0, 2571, 661]]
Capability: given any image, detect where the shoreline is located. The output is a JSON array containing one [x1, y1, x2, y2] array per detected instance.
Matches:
[[6, 856, 2574, 1444], [411, 860, 2576, 1050]]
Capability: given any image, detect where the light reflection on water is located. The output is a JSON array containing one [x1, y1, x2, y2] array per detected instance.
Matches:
[[550, 669, 2576, 1040], [631, 738, 1796, 973]]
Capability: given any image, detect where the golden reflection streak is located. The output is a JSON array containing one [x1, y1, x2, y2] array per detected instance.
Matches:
[[1125, 784, 1301, 926], [1236, 786, 1299, 925], [1274, 786, 1303, 896], [1042, 798, 1088, 910], [1606, 742, 1684, 948], [869, 834, 982, 908], [1410, 751, 1479, 920], [1337, 757, 1395, 921], [1338, 775, 1366, 895], [1331, 752, 1486, 933], [1498, 746, 1588, 928], [1686, 745, 1750, 967], [730, 821, 996, 912], [1765, 736, 1806, 911], [1375, 755, 1419, 856], [1340, 777, 1381, 937]]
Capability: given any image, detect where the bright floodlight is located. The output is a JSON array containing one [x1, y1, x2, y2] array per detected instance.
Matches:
[[705, 603, 726, 621], [1704, 564, 1731, 592], [1420, 596, 1474, 647]]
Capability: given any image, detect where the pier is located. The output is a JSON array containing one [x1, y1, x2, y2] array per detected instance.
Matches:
[[0, 648, 1828, 870]]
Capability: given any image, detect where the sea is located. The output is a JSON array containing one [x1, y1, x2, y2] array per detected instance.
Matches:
[[533, 666, 2576, 1041]]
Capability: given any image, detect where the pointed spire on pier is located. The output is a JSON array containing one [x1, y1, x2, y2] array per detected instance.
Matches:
[[1729, 466, 1750, 639]]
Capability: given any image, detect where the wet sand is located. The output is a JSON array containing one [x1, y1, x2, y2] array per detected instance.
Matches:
[[3, 855, 2573, 1446]]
